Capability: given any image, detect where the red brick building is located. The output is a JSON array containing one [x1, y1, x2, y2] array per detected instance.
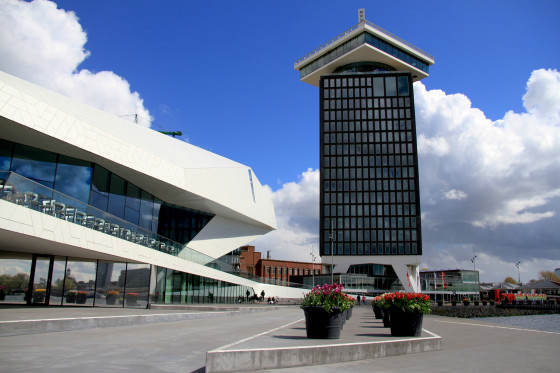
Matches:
[[239, 246, 321, 285]]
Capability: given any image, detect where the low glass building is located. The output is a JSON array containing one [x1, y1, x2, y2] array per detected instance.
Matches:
[[420, 269, 480, 302]]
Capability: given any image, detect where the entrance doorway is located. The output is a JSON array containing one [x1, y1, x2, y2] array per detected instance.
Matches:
[[27, 255, 54, 305]]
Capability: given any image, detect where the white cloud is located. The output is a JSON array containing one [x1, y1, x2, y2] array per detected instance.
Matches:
[[257, 69, 560, 283], [415, 69, 560, 228], [523, 69, 560, 122], [251, 169, 320, 262], [472, 190, 560, 227], [421, 248, 558, 285], [0, 0, 151, 125], [443, 189, 467, 201], [418, 134, 449, 156]]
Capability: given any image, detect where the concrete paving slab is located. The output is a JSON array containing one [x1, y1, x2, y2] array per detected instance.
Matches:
[[1, 304, 559, 372], [0, 304, 286, 336], [206, 306, 442, 372]]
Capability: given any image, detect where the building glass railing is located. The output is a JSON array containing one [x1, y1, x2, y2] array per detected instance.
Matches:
[[297, 31, 430, 80], [364, 20, 433, 61], [294, 20, 433, 68], [0, 171, 311, 290], [0, 171, 189, 255]]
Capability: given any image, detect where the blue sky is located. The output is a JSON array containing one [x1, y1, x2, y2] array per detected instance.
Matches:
[[1, 0, 559, 283], [50, 0, 560, 188]]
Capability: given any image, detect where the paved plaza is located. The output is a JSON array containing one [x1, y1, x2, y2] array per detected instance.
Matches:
[[0, 304, 559, 372]]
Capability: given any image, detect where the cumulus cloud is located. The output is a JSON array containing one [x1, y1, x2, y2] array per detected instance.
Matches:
[[420, 247, 558, 285], [0, 0, 151, 125], [257, 69, 560, 282], [523, 69, 560, 122], [416, 68, 560, 229], [251, 169, 320, 262]]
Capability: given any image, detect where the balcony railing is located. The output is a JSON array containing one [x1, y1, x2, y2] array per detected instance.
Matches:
[[0, 171, 312, 290], [0, 171, 190, 255]]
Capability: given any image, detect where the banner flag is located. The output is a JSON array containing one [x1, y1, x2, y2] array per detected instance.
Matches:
[[442, 271, 446, 288], [433, 272, 437, 289]]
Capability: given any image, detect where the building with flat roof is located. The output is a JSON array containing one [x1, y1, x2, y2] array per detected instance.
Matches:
[[420, 269, 480, 302], [294, 10, 434, 292], [236, 246, 321, 287], [0, 70, 306, 307]]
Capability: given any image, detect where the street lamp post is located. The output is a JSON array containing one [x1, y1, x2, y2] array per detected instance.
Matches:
[[516, 258, 521, 285], [310, 247, 316, 288], [471, 249, 478, 270], [329, 221, 335, 285]]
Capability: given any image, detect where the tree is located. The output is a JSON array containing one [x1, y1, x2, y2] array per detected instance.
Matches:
[[0, 273, 30, 291], [504, 276, 518, 284], [538, 271, 560, 282]]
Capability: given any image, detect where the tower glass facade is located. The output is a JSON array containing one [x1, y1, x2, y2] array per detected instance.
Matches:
[[319, 71, 422, 258]]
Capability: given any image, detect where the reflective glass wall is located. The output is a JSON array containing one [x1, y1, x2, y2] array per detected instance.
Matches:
[[0, 251, 253, 307], [420, 270, 480, 301], [319, 72, 422, 257], [299, 31, 430, 79], [0, 252, 32, 304], [0, 139, 214, 245], [309, 273, 403, 294], [153, 266, 253, 305]]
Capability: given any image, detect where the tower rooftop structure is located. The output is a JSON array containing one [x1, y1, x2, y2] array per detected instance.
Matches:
[[294, 16, 434, 87]]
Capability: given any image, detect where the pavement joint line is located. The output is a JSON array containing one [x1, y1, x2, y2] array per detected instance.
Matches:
[[432, 319, 560, 335], [212, 318, 305, 351], [0, 311, 233, 324]]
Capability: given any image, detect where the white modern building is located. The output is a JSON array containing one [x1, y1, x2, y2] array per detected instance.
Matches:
[[0, 70, 306, 307]]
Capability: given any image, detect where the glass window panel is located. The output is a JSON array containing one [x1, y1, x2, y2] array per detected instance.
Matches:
[[125, 263, 150, 307], [0, 139, 13, 171], [55, 155, 92, 204], [0, 252, 32, 304], [90, 190, 108, 212], [108, 173, 126, 219], [124, 206, 140, 226], [63, 259, 97, 306], [30, 256, 50, 305], [11, 143, 57, 186], [397, 76, 410, 96], [126, 183, 141, 210], [35, 256, 62, 306], [139, 190, 154, 231], [373, 77, 384, 97], [95, 261, 126, 307], [91, 165, 110, 196], [385, 77, 397, 96], [153, 266, 166, 304]]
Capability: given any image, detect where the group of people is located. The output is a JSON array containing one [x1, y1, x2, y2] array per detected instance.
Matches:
[[356, 295, 367, 306], [240, 289, 277, 304]]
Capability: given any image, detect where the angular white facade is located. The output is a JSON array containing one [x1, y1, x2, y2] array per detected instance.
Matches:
[[0, 70, 305, 300]]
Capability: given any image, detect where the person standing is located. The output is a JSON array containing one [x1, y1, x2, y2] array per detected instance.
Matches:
[[261, 290, 265, 302], [246, 289, 250, 302]]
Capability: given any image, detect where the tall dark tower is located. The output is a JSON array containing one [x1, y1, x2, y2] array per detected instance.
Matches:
[[294, 10, 434, 292]]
